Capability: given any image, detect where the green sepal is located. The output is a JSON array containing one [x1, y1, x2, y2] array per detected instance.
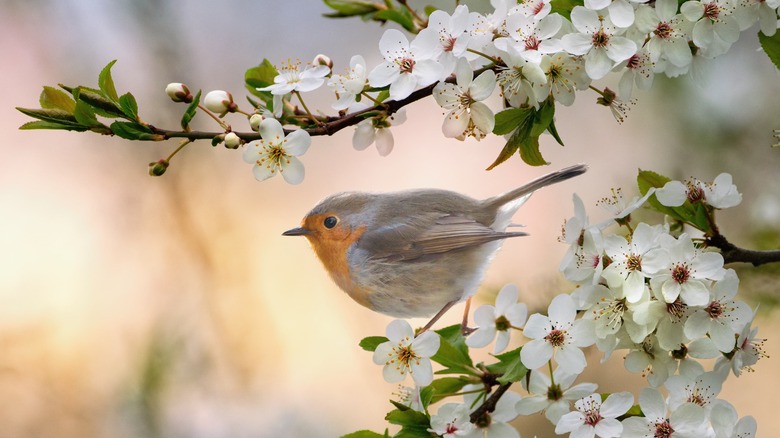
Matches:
[[322, 0, 381, 17], [119, 92, 139, 121], [181, 90, 202, 130], [211, 136, 223, 147], [245, 59, 279, 103], [98, 60, 120, 102], [430, 325, 476, 376], [339, 430, 390, 438], [16, 107, 80, 126], [359, 336, 389, 352], [18, 120, 88, 132], [110, 121, 164, 141], [373, 8, 416, 32], [550, 0, 584, 20], [75, 87, 126, 118], [375, 89, 390, 103], [758, 30, 780, 70], [420, 377, 469, 407], [40, 86, 76, 113], [485, 346, 528, 384]]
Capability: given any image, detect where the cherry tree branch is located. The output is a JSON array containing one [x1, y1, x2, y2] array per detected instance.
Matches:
[[469, 382, 513, 423], [707, 233, 780, 266]]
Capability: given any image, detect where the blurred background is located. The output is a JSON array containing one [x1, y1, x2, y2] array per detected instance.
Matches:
[[1, 0, 779, 436]]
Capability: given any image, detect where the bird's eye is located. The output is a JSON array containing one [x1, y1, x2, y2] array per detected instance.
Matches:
[[323, 216, 338, 229]]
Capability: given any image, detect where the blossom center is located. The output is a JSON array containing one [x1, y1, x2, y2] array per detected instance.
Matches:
[[703, 2, 721, 20], [626, 54, 641, 70], [686, 181, 705, 203], [259, 144, 290, 172], [398, 57, 416, 73], [442, 35, 457, 52], [592, 29, 610, 48], [654, 22, 673, 39], [626, 254, 642, 272], [495, 315, 511, 331], [547, 383, 563, 401], [671, 263, 690, 284], [394, 344, 420, 370], [654, 420, 675, 438], [666, 298, 687, 319], [584, 409, 603, 426], [525, 35, 541, 51], [445, 422, 459, 434], [545, 328, 566, 347], [706, 300, 724, 318]]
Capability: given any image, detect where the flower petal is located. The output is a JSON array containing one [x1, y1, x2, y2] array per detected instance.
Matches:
[[375, 128, 395, 156], [279, 156, 305, 185], [283, 129, 311, 156]]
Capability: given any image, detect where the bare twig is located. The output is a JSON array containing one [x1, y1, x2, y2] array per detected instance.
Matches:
[[469, 382, 513, 423], [708, 234, 780, 266]]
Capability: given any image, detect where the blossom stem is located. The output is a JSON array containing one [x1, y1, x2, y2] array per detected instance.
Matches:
[[293, 91, 321, 126], [360, 91, 386, 107], [547, 360, 556, 387], [466, 48, 501, 64], [197, 104, 232, 131], [166, 139, 192, 162]]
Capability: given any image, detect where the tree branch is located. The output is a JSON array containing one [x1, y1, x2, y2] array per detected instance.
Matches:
[[707, 234, 780, 266], [469, 382, 513, 423]]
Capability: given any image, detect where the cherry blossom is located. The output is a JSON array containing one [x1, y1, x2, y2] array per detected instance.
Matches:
[[372, 319, 440, 387], [241, 118, 310, 184], [368, 28, 444, 100]]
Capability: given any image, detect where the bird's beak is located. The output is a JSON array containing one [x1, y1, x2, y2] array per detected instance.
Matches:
[[282, 226, 311, 236]]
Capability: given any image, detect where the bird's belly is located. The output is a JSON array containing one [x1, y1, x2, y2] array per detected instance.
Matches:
[[352, 242, 503, 318]]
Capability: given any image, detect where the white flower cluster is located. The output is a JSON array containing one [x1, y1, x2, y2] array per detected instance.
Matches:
[[375, 173, 764, 437], [193, 0, 777, 183]]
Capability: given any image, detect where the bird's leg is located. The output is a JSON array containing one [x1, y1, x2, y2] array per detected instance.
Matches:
[[415, 299, 458, 337], [460, 296, 475, 336]]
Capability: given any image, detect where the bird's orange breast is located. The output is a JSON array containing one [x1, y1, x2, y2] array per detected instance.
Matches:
[[304, 219, 371, 309]]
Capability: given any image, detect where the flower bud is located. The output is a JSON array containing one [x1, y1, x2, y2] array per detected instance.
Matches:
[[165, 83, 192, 103], [204, 90, 236, 116], [224, 132, 243, 149], [313, 53, 333, 69], [148, 159, 169, 176], [249, 114, 265, 132]]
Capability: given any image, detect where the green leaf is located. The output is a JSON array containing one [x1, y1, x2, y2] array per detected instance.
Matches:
[[339, 430, 389, 438], [420, 377, 468, 406], [323, 0, 381, 17], [74, 99, 102, 127], [19, 120, 88, 131], [110, 121, 164, 141], [359, 336, 389, 352], [493, 107, 533, 136], [423, 6, 438, 16], [547, 117, 564, 146], [518, 132, 549, 167], [119, 92, 139, 121], [488, 346, 529, 384], [181, 90, 201, 130], [636, 170, 714, 234], [374, 8, 415, 32], [530, 99, 555, 137], [39, 86, 76, 112], [245, 59, 279, 102], [430, 326, 476, 375], [75, 87, 126, 118], [98, 59, 120, 102], [550, 0, 584, 20], [375, 89, 390, 103], [758, 30, 780, 70], [385, 408, 430, 437], [16, 107, 80, 125]]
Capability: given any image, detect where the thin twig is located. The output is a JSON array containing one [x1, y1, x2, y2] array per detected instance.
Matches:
[[469, 382, 513, 423]]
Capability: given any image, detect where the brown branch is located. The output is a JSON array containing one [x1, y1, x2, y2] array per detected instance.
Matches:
[[149, 81, 442, 142], [469, 382, 513, 423], [707, 234, 780, 266]]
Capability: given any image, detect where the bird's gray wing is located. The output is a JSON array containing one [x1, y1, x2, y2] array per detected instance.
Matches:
[[356, 213, 527, 262]]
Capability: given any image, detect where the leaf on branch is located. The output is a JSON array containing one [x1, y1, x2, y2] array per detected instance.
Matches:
[[359, 336, 389, 352], [373, 8, 416, 32], [16, 107, 80, 126], [518, 132, 549, 167], [339, 430, 389, 438], [420, 377, 468, 407], [493, 107, 532, 136], [550, 0, 584, 20], [181, 90, 201, 130], [323, 0, 382, 17], [485, 346, 528, 384], [39, 86, 76, 113], [637, 169, 713, 233], [98, 59, 120, 102], [431, 325, 476, 375], [74, 86, 127, 119], [758, 30, 780, 70], [110, 121, 164, 141], [73, 99, 103, 127], [119, 92, 139, 121], [19, 120, 88, 132], [245, 59, 279, 104], [385, 408, 430, 437]]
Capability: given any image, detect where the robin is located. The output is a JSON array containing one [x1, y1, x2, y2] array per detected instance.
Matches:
[[283, 164, 587, 333]]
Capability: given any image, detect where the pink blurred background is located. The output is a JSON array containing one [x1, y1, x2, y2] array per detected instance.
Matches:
[[1, 1, 779, 436]]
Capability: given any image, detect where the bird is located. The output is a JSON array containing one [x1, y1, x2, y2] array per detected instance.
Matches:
[[283, 164, 587, 333]]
